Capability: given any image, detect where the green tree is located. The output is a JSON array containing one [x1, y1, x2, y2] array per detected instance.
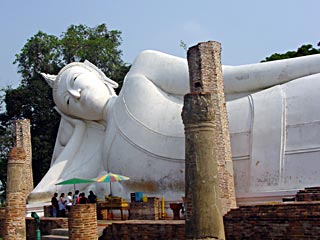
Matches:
[[0, 24, 129, 187], [0, 88, 12, 193], [261, 42, 320, 62]]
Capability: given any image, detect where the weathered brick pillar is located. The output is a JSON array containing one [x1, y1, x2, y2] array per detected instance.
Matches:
[[183, 93, 225, 239], [182, 41, 236, 239], [68, 204, 98, 240], [187, 41, 236, 214], [13, 119, 33, 196], [3, 147, 27, 240]]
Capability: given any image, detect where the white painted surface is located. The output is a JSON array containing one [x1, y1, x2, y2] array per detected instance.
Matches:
[[31, 51, 320, 204]]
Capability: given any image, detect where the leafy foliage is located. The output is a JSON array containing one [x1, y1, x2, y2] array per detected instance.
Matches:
[[179, 40, 188, 52], [261, 43, 320, 62], [0, 88, 12, 193], [0, 24, 129, 188]]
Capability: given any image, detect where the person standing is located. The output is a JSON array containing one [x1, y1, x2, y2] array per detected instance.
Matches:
[[79, 192, 88, 204], [88, 190, 97, 203], [73, 190, 79, 205], [66, 192, 73, 213], [51, 192, 59, 217], [58, 193, 67, 217]]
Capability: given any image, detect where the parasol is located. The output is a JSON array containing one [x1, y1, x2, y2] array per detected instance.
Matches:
[[94, 172, 130, 195], [56, 178, 95, 192]]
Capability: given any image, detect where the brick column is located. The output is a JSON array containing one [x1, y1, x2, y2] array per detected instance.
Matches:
[[187, 41, 236, 214], [3, 147, 27, 240], [183, 93, 225, 239], [182, 41, 236, 239], [13, 119, 33, 196], [68, 204, 98, 240]]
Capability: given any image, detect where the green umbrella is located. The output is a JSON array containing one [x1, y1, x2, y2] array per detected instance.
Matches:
[[56, 178, 95, 191]]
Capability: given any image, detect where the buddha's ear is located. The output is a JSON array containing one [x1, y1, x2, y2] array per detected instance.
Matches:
[[41, 73, 57, 88]]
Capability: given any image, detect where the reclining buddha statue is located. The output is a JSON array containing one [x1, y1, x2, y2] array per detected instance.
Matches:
[[30, 49, 320, 204]]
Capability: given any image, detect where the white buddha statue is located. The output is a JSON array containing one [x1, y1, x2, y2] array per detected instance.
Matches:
[[29, 50, 320, 204]]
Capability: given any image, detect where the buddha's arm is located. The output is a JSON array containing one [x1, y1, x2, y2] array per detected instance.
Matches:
[[127, 50, 320, 97], [223, 54, 320, 95], [127, 50, 190, 95]]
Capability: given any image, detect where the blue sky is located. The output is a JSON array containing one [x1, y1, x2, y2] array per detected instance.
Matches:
[[1, 0, 319, 88]]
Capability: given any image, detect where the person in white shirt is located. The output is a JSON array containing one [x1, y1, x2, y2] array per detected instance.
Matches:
[[66, 191, 73, 212]]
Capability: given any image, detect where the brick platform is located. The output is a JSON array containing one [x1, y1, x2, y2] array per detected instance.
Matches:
[[26, 217, 68, 240], [295, 186, 320, 201], [1, 207, 320, 239], [3, 147, 27, 240], [224, 202, 320, 239], [99, 220, 185, 240]]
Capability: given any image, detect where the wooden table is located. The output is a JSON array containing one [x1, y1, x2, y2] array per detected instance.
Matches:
[[97, 201, 129, 220]]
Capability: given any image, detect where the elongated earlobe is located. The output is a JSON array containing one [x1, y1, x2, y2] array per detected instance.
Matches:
[[41, 73, 57, 88]]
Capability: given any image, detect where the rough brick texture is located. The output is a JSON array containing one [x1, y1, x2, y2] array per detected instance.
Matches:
[[295, 186, 320, 201], [26, 217, 68, 240], [186, 41, 236, 215], [183, 41, 236, 239], [3, 147, 27, 240], [1, 201, 320, 239], [13, 119, 33, 196], [224, 202, 320, 239], [188, 41, 222, 93], [100, 220, 185, 240], [68, 204, 98, 240]]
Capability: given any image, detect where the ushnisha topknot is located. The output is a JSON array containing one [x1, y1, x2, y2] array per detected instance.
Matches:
[[41, 60, 118, 104]]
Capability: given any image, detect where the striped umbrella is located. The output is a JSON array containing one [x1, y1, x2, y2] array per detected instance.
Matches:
[[95, 172, 130, 195]]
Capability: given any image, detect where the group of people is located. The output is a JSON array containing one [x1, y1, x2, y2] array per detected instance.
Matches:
[[51, 190, 97, 217]]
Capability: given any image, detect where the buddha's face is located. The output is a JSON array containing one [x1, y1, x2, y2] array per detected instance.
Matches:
[[55, 66, 112, 120]]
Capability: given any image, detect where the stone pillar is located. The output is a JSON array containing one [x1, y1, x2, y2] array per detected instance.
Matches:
[[187, 41, 236, 214], [182, 41, 236, 239], [3, 147, 27, 240], [13, 119, 33, 196], [68, 204, 98, 240], [183, 93, 225, 239]]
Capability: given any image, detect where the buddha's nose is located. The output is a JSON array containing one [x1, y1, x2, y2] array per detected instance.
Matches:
[[68, 88, 81, 99]]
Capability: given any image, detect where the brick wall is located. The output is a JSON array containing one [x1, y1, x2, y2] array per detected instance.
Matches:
[[99, 201, 320, 239], [295, 186, 320, 201], [99, 220, 185, 240], [0, 217, 67, 239], [26, 217, 68, 240], [2, 202, 320, 239], [224, 202, 320, 239]]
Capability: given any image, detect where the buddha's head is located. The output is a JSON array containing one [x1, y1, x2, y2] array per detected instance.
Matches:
[[42, 61, 118, 120]]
